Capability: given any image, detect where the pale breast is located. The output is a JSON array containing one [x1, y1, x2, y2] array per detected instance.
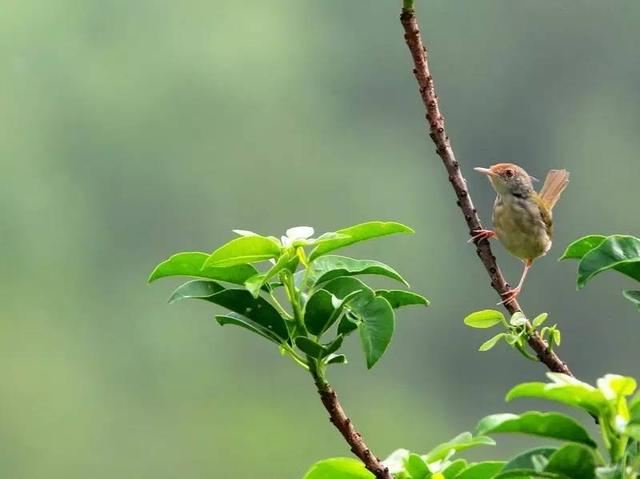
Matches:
[[492, 196, 551, 260]]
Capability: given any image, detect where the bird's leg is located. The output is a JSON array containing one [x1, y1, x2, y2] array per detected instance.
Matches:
[[468, 229, 496, 244], [499, 259, 533, 305]]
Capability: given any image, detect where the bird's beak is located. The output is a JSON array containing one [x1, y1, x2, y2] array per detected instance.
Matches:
[[474, 167, 495, 177]]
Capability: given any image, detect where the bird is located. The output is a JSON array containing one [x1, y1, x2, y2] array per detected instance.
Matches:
[[471, 163, 569, 305]]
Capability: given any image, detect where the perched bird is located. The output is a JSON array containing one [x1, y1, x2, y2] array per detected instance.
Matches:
[[471, 163, 569, 304]]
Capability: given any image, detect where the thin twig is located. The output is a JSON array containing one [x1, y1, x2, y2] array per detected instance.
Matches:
[[399, 4, 572, 376], [312, 371, 393, 479]]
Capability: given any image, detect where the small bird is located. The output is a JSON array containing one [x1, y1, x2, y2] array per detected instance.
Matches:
[[471, 163, 569, 305]]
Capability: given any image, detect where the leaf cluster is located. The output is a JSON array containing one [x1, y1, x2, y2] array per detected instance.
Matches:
[[149, 221, 428, 374], [561, 235, 640, 311], [306, 372, 640, 479], [463, 310, 559, 361]]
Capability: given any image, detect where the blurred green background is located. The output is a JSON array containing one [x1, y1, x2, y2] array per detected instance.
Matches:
[[2, 0, 639, 477]]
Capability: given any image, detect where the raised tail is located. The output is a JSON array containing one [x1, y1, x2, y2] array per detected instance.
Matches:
[[539, 169, 569, 210]]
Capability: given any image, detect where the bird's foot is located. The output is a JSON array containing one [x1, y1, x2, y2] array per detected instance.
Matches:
[[498, 287, 521, 306], [468, 229, 496, 244]]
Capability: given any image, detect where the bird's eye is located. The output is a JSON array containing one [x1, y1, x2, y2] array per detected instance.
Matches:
[[505, 169, 513, 178]]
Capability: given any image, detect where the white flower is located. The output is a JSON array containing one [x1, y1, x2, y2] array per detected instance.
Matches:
[[281, 226, 315, 247]]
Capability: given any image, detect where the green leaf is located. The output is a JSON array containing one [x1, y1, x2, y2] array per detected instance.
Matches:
[[532, 313, 549, 328], [475, 412, 597, 448], [425, 432, 495, 463], [309, 221, 414, 260], [324, 336, 344, 355], [204, 236, 281, 268], [404, 453, 430, 479], [453, 462, 506, 479], [441, 459, 467, 478], [501, 447, 557, 472], [307, 255, 409, 287], [295, 337, 326, 358], [215, 313, 282, 344], [168, 279, 225, 301], [326, 353, 348, 365], [506, 375, 607, 416], [148, 252, 258, 284], [302, 458, 374, 479], [510, 312, 527, 327], [357, 296, 395, 369], [478, 333, 507, 352], [337, 313, 359, 336], [560, 235, 607, 260], [375, 290, 429, 309], [494, 470, 563, 479], [323, 277, 375, 308], [544, 444, 596, 479], [464, 310, 505, 329], [576, 235, 640, 289], [623, 290, 640, 311], [244, 254, 297, 298], [169, 280, 289, 341], [304, 290, 338, 335], [629, 392, 640, 423]]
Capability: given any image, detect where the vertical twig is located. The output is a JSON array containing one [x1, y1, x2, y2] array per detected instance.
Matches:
[[399, 2, 572, 376], [312, 370, 393, 479]]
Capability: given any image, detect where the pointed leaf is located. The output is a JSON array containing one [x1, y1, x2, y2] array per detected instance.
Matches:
[[204, 236, 281, 268], [464, 310, 504, 329], [148, 252, 258, 284], [168, 279, 225, 301], [441, 459, 467, 478], [306, 255, 409, 287], [324, 336, 344, 355], [425, 432, 495, 463], [309, 221, 414, 260], [357, 296, 395, 369], [376, 290, 429, 309], [576, 235, 640, 289], [532, 313, 549, 328], [302, 458, 374, 479], [453, 462, 505, 479], [475, 412, 596, 448], [404, 453, 430, 479], [304, 289, 339, 336], [544, 444, 596, 479], [623, 290, 640, 311], [501, 447, 557, 472], [495, 470, 563, 479], [244, 254, 297, 298], [295, 337, 326, 358], [169, 280, 289, 340], [326, 353, 348, 365], [215, 313, 282, 344], [323, 277, 376, 309], [560, 235, 606, 260], [506, 380, 607, 416], [479, 333, 507, 352]]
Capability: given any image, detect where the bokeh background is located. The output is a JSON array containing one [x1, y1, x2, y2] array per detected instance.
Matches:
[[2, 0, 640, 477]]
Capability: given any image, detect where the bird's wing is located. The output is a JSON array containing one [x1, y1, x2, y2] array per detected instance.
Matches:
[[538, 169, 569, 210]]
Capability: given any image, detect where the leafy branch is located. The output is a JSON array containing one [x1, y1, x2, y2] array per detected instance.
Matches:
[[399, 0, 571, 375], [149, 221, 428, 479]]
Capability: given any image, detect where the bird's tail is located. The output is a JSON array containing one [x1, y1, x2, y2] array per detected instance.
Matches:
[[539, 169, 569, 210]]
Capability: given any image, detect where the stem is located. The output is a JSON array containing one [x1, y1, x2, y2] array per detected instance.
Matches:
[[310, 363, 393, 479], [282, 271, 307, 335], [399, 4, 572, 376]]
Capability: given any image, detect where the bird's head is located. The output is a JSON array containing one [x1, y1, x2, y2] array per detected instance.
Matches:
[[474, 163, 535, 198]]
